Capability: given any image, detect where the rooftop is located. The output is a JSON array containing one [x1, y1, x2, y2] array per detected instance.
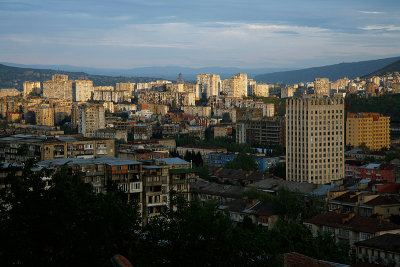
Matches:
[[155, 157, 190, 166], [38, 156, 141, 167], [304, 211, 400, 234], [355, 233, 400, 253]]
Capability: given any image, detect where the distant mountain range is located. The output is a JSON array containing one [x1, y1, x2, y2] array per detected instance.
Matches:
[[0, 63, 290, 81], [1, 56, 400, 90], [0, 64, 160, 91], [254, 57, 400, 84]]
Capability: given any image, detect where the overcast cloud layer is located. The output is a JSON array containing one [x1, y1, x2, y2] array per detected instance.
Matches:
[[1, 0, 400, 69]]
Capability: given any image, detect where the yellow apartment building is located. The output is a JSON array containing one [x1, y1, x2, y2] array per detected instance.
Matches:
[[346, 113, 390, 151]]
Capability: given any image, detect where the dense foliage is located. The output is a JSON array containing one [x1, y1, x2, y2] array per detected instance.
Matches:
[[175, 135, 255, 153], [224, 151, 258, 171], [346, 94, 400, 121], [0, 164, 351, 266]]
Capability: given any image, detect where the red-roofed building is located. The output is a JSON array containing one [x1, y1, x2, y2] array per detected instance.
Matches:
[[303, 211, 400, 247]]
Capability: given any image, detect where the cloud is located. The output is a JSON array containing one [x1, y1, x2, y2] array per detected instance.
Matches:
[[361, 25, 400, 31], [359, 11, 384, 14]]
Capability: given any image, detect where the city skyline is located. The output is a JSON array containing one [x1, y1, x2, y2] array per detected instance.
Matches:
[[1, 0, 400, 69]]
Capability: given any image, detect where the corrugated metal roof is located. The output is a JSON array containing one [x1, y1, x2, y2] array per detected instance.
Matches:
[[155, 157, 190, 165]]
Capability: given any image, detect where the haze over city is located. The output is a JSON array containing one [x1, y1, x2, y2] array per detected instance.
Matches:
[[1, 0, 400, 69]]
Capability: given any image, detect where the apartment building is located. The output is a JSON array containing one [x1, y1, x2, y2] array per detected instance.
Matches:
[[197, 74, 221, 99], [155, 157, 195, 202], [141, 164, 169, 220], [281, 86, 295, 98], [237, 117, 285, 146], [23, 81, 41, 97], [314, 78, 330, 96], [222, 73, 248, 98], [43, 74, 73, 101], [72, 103, 106, 137], [0, 134, 114, 163], [93, 86, 114, 102], [36, 106, 55, 126], [73, 80, 93, 102], [133, 124, 152, 140], [346, 113, 390, 151], [286, 96, 345, 184]]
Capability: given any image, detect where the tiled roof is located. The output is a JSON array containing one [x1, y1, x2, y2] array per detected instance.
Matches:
[[331, 191, 359, 203], [283, 252, 335, 267], [304, 211, 400, 234], [355, 233, 400, 253], [362, 195, 400, 207]]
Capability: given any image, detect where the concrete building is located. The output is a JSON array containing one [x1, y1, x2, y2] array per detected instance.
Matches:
[[286, 96, 345, 184], [73, 80, 93, 102], [197, 74, 221, 99], [254, 84, 270, 97], [23, 82, 41, 97], [237, 117, 285, 146], [116, 82, 135, 101], [222, 73, 248, 98], [0, 134, 115, 163], [133, 124, 152, 140], [314, 78, 330, 96], [43, 74, 73, 101], [346, 113, 390, 151], [182, 106, 211, 117], [36, 106, 55, 127], [93, 86, 114, 102], [137, 91, 195, 107], [0, 89, 21, 98], [72, 103, 106, 137], [281, 86, 295, 98]]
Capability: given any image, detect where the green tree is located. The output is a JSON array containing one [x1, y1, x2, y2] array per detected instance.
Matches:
[[224, 151, 258, 171], [0, 161, 140, 266]]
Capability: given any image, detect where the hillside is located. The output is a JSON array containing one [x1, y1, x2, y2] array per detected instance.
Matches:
[[254, 57, 400, 84], [345, 94, 400, 122], [0, 64, 160, 91], [363, 59, 400, 78]]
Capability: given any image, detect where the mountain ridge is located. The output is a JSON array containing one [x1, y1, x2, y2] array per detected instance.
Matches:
[[254, 56, 400, 84], [0, 64, 160, 91]]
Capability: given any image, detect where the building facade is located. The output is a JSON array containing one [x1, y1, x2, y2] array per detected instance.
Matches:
[[72, 103, 106, 137], [286, 96, 345, 184], [346, 113, 390, 151]]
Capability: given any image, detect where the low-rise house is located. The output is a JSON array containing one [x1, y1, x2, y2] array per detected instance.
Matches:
[[359, 195, 400, 218], [303, 211, 400, 247], [190, 179, 249, 204], [219, 199, 278, 229], [355, 233, 400, 266], [329, 191, 400, 218], [210, 167, 267, 185]]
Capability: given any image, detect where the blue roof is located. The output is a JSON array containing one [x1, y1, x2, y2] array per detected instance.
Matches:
[[155, 157, 190, 165], [312, 184, 334, 196], [38, 156, 141, 167]]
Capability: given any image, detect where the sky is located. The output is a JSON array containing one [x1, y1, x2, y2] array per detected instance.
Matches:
[[1, 0, 400, 69]]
